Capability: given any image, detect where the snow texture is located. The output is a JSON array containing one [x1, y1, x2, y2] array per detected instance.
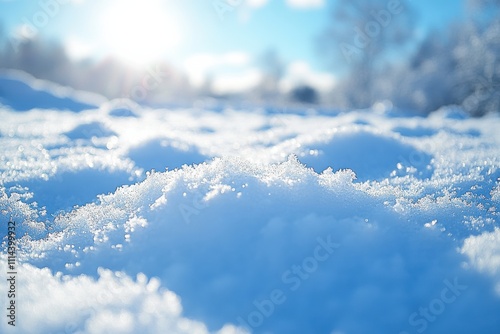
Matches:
[[1, 73, 499, 333]]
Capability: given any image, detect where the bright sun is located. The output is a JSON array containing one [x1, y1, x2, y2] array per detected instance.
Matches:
[[99, 0, 181, 67]]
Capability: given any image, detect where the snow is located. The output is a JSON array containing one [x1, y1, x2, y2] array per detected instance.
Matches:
[[0, 69, 106, 112], [1, 73, 499, 333]]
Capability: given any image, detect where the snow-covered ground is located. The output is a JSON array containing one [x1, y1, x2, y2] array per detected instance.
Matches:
[[1, 71, 499, 333]]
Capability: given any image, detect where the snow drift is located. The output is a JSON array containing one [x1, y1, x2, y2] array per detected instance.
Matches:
[[0, 74, 499, 333]]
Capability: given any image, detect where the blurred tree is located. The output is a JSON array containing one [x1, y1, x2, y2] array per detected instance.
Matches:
[[0, 23, 10, 62], [379, 14, 500, 116], [1, 37, 72, 83], [0, 23, 5, 49], [405, 0, 500, 116], [0, 33, 194, 104], [454, 23, 500, 114], [374, 28, 459, 113], [320, 0, 416, 108], [257, 49, 285, 102], [290, 85, 318, 104]]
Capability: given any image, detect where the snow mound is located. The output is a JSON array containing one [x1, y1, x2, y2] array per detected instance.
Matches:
[[298, 128, 433, 181], [0, 70, 105, 112], [392, 125, 438, 138], [103, 98, 142, 118], [12, 168, 136, 216], [65, 121, 117, 140], [109, 108, 139, 118]]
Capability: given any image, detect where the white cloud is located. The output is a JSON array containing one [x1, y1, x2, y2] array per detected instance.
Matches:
[[246, 0, 269, 8], [245, 0, 324, 9], [286, 0, 325, 8], [279, 60, 336, 93], [65, 36, 94, 60], [184, 52, 253, 89], [241, 0, 323, 22], [221, 52, 251, 66], [184, 53, 219, 87], [212, 68, 262, 95]]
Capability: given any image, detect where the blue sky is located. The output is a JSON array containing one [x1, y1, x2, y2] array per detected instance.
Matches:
[[0, 0, 464, 94]]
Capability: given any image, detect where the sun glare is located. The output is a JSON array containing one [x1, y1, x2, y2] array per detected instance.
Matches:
[[99, 1, 181, 67]]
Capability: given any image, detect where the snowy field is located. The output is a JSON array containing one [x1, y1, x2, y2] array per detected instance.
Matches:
[[1, 71, 500, 333]]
